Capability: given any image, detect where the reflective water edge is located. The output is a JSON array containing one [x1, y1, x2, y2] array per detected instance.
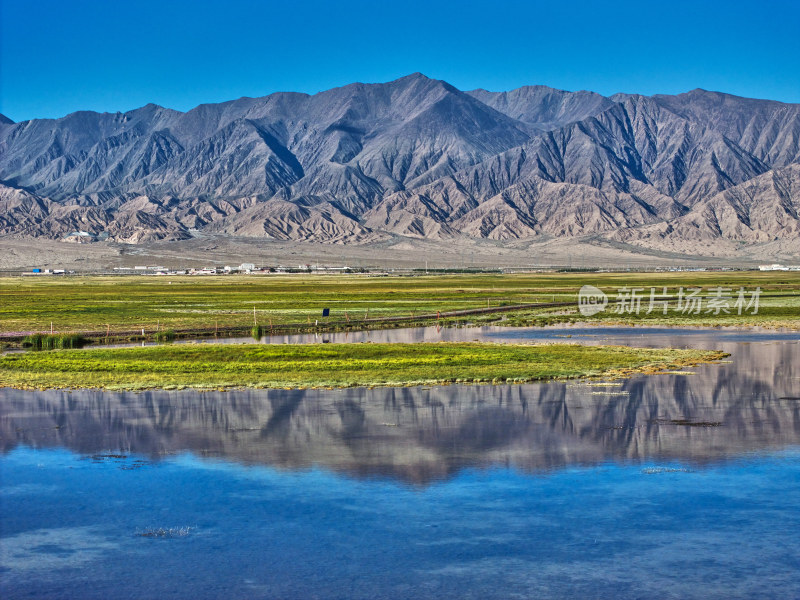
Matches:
[[1, 327, 799, 599]]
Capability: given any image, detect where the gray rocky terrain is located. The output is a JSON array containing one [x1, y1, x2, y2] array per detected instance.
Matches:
[[1, 74, 799, 262]]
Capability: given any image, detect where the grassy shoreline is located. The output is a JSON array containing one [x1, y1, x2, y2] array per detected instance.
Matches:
[[0, 342, 727, 391], [0, 273, 797, 347]]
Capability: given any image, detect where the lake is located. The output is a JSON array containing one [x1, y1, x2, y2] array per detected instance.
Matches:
[[1, 326, 799, 598]]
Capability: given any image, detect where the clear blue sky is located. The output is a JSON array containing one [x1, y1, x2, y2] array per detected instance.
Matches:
[[2, 0, 799, 121]]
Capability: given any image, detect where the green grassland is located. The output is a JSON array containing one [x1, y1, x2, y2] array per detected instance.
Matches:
[[0, 272, 798, 338], [0, 342, 726, 391]]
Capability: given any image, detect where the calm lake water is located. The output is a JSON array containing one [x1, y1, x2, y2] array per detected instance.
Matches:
[[2, 326, 799, 599]]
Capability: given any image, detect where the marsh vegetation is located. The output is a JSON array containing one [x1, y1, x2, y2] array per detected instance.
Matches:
[[0, 342, 725, 390], [0, 273, 797, 344], [21, 333, 87, 350]]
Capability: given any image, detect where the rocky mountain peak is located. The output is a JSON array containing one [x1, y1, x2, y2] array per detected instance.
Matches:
[[1, 75, 798, 259]]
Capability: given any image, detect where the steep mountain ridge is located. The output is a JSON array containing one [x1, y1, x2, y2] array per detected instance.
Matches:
[[1, 75, 799, 257], [466, 86, 615, 130], [609, 163, 800, 256]]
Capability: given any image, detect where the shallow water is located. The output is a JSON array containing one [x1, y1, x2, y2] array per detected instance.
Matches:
[[2, 327, 799, 598], [92, 321, 800, 349]]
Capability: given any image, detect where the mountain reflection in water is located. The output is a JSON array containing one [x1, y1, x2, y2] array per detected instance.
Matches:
[[1, 329, 798, 484]]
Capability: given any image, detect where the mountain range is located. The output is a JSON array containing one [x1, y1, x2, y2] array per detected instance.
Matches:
[[1, 73, 799, 257]]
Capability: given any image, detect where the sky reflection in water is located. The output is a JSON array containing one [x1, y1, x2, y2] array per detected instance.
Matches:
[[1, 327, 799, 598]]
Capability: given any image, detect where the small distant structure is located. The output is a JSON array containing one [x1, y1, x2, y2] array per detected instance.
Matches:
[[759, 264, 789, 271], [25, 268, 67, 275], [239, 263, 255, 272], [316, 266, 350, 273], [63, 231, 96, 243], [62, 230, 108, 243]]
